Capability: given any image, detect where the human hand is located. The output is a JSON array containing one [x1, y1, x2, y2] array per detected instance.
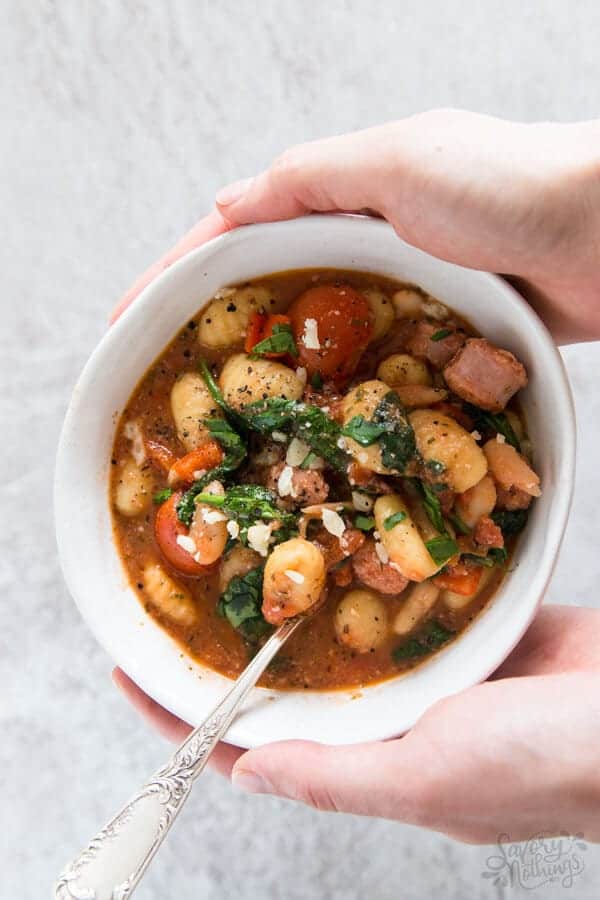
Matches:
[[114, 605, 600, 844], [215, 109, 600, 343]]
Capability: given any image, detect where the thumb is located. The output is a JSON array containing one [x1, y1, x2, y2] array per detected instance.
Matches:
[[215, 125, 404, 225], [230, 736, 435, 822]]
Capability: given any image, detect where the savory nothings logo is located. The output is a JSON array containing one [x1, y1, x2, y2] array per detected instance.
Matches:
[[481, 832, 587, 890]]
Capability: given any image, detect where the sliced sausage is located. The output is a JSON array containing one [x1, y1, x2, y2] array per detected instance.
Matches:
[[352, 538, 410, 596], [313, 526, 365, 570], [406, 321, 466, 369], [266, 461, 329, 507], [473, 516, 504, 549], [443, 338, 527, 412]]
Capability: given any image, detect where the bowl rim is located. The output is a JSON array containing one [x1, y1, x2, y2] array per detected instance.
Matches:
[[54, 214, 576, 747]]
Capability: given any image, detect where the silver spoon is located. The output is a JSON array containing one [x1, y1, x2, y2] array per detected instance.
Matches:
[[54, 616, 301, 900]]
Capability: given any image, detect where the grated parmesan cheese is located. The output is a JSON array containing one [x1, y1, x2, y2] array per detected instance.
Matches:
[[374, 542, 389, 565], [284, 569, 305, 584], [496, 433, 506, 444], [176, 534, 197, 554], [286, 437, 311, 467], [295, 367, 307, 385], [247, 522, 273, 557], [470, 430, 482, 442], [322, 507, 346, 538], [123, 420, 146, 466], [302, 318, 320, 350], [277, 465, 296, 497], [271, 431, 288, 443], [227, 520, 240, 539], [201, 509, 227, 524]]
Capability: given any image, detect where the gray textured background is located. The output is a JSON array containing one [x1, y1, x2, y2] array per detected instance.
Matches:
[[2, 2, 600, 897]]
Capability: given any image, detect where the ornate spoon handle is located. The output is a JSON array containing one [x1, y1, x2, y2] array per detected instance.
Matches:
[[55, 617, 300, 900]]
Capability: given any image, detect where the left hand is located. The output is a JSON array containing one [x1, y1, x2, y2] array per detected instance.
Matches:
[[114, 605, 600, 844]]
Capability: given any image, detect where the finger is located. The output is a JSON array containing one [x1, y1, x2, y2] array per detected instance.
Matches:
[[230, 735, 436, 824], [491, 605, 600, 679], [109, 208, 232, 324], [111, 669, 244, 775], [215, 126, 407, 226]]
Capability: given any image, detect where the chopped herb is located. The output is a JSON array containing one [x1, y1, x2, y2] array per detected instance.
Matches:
[[341, 415, 386, 446], [447, 511, 471, 535], [392, 620, 454, 661], [310, 371, 323, 390], [489, 546, 509, 566], [430, 328, 453, 342], [153, 488, 173, 505], [354, 515, 375, 531], [299, 450, 319, 470], [384, 511, 407, 530], [464, 403, 521, 451], [491, 508, 528, 536], [250, 323, 298, 358], [371, 391, 417, 472], [217, 566, 272, 641], [425, 535, 459, 565]]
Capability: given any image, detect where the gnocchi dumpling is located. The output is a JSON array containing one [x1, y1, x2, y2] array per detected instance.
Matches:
[[376, 353, 432, 387], [391, 288, 424, 318], [409, 408, 488, 494], [114, 458, 153, 517], [142, 563, 198, 626], [219, 354, 304, 410], [170, 372, 221, 451], [262, 538, 326, 624], [335, 589, 388, 653], [363, 288, 395, 342], [374, 494, 440, 582], [341, 380, 393, 475], [198, 285, 279, 349]]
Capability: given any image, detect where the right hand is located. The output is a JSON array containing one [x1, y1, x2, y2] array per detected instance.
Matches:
[[215, 109, 600, 343]]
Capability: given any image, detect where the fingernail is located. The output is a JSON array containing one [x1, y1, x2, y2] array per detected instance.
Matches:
[[231, 769, 272, 795], [216, 177, 254, 206]]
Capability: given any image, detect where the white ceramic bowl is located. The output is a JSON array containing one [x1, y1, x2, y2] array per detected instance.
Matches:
[[55, 214, 575, 748]]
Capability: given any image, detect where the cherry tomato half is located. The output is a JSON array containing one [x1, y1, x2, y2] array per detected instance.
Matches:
[[154, 492, 213, 576]]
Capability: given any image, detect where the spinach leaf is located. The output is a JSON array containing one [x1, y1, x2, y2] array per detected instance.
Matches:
[[293, 405, 349, 473], [447, 511, 471, 535], [489, 546, 509, 565], [239, 397, 297, 433], [299, 450, 319, 470], [384, 511, 407, 530], [392, 620, 454, 661], [425, 535, 459, 565], [199, 359, 248, 433], [192, 484, 297, 544], [420, 482, 446, 534], [341, 415, 386, 446], [491, 508, 528, 536], [425, 459, 446, 477], [464, 403, 521, 451], [206, 418, 247, 470], [310, 371, 323, 390], [371, 391, 416, 472], [153, 488, 173, 505], [250, 323, 298, 358], [461, 552, 496, 568], [217, 566, 272, 641]]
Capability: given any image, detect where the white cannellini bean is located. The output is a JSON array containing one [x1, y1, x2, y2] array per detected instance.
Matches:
[[219, 354, 304, 411], [409, 408, 488, 494], [393, 581, 440, 635], [142, 563, 197, 626], [170, 372, 221, 451], [114, 458, 153, 517], [335, 589, 388, 653]]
